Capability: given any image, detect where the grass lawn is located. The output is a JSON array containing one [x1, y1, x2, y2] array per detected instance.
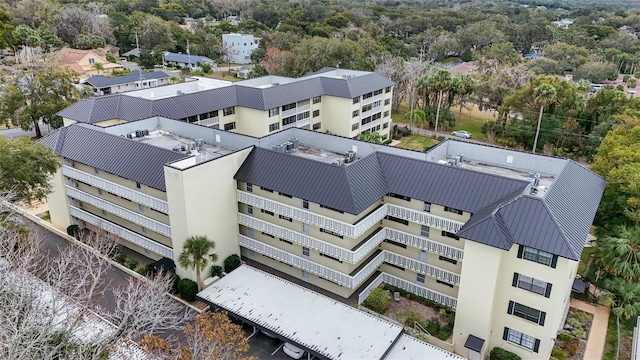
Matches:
[[438, 57, 461, 64], [603, 313, 635, 360], [394, 134, 440, 152]]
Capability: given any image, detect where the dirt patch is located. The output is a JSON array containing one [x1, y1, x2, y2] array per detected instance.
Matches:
[[386, 295, 448, 327]]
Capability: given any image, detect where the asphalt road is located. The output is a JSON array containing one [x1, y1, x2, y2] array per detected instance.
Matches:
[[0, 126, 43, 138]]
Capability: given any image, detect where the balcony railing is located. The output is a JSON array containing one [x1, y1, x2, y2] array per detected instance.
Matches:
[[70, 206, 173, 258], [383, 252, 460, 285], [67, 186, 171, 237], [362, 94, 383, 106], [361, 119, 382, 132], [356, 273, 457, 309], [63, 166, 169, 214], [195, 116, 219, 127], [282, 104, 311, 118], [239, 214, 463, 264], [236, 191, 464, 237]]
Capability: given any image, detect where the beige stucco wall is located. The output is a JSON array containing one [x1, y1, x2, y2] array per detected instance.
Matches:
[[235, 107, 270, 137], [72, 162, 167, 201], [218, 109, 238, 132], [63, 118, 78, 127], [93, 119, 127, 127], [165, 148, 253, 281], [321, 96, 354, 137], [47, 165, 72, 231]]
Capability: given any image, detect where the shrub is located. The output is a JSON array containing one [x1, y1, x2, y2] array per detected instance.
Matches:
[[170, 273, 181, 294], [551, 348, 567, 360], [210, 265, 223, 277], [489, 347, 521, 360], [570, 328, 586, 340], [362, 287, 389, 314], [125, 258, 138, 270], [114, 253, 126, 264], [224, 254, 241, 273], [557, 332, 571, 342], [178, 278, 198, 301], [404, 311, 423, 327], [66, 224, 79, 237], [565, 337, 580, 356]]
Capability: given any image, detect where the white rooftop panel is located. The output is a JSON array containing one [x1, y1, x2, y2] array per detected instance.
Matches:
[[384, 334, 465, 360], [197, 265, 404, 360]]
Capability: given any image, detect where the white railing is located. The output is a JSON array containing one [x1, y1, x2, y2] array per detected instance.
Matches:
[[196, 116, 219, 127], [63, 166, 169, 214], [362, 94, 382, 106], [296, 118, 310, 128], [379, 273, 457, 309], [296, 104, 310, 113], [353, 228, 387, 263], [357, 273, 385, 304], [282, 108, 297, 118], [70, 206, 173, 258], [361, 119, 382, 132], [361, 107, 381, 119], [352, 251, 385, 286], [67, 186, 171, 237], [383, 252, 460, 285], [236, 191, 464, 237], [385, 228, 463, 260]]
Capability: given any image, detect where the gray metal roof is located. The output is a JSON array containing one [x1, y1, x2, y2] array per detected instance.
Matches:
[[57, 71, 394, 122], [39, 124, 187, 191], [84, 71, 171, 88], [164, 52, 214, 65], [457, 161, 605, 260]]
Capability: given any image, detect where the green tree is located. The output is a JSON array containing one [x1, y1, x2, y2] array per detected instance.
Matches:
[[602, 278, 640, 360], [105, 52, 117, 63], [532, 83, 557, 153], [358, 131, 384, 144], [362, 287, 389, 314], [426, 69, 453, 137], [574, 62, 618, 83], [596, 226, 640, 281], [452, 74, 475, 121], [178, 235, 218, 291], [0, 137, 60, 203], [543, 42, 589, 71], [0, 8, 14, 50], [0, 64, 79, 138], [403, 109, 427, 128]]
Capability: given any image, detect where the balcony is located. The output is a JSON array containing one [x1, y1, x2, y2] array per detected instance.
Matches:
[[281, 104, 312, 118], [362, 94, 382, 106], [236, 191, 464, 237], [358, 273, 457, 309], [63, 166, 169, 214], [195, 116, 219, 127], [70, 206, 173, 258], [239, 214, 463, 264], [67, 186, 171, 237], [361, 119, 382, 132]]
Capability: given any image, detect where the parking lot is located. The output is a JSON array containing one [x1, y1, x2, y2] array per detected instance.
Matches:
[[236, 322, 316, 360]]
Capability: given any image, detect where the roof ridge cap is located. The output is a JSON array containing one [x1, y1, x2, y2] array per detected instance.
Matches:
[[538, 195, 580, 259]]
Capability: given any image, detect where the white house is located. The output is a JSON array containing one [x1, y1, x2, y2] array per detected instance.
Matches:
[[222, 33, 260, 64]]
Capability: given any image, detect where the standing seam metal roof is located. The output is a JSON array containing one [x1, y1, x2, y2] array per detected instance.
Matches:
[[84, 71, 171, 88]]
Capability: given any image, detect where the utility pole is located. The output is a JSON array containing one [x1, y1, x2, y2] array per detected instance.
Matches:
[[186, 39, 191, 73], [135, 32, 143, 88]]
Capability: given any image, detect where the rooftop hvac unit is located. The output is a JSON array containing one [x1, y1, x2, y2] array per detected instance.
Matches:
[[289, 137, 299, 149], [143, 129, 149, 136], [135, 130, 145, 138], [172, 147, 181, 152], [284, 141, 293, 152], [177, 90, 183, 95], [451, 155, 462, 166], [346, 150, 356, 163], [129, 132, 137, 138], [195, 138, 204, 149], [180, 145, 187, 152], [528, 171, 540, 181], [272, 144, 285, 153], [332, 159, 343, 166], [126, 133, 133, 139]]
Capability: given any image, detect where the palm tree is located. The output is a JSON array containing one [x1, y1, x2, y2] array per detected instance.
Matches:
[[532, 83, 556, 154], [452, 74, 475, 123], [602, 278, 640, 360], [178, 235, 218, 292], [358, 131, 384, 144], [595, 226, 640, 282], [403, 109, 427, 128], [427, 69, 453, 138]]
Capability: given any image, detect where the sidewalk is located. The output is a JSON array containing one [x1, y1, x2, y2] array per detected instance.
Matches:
[[570, 298, 610, 360]]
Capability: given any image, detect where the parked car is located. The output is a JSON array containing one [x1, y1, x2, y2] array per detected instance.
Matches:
[[452, 130, 471, 139], [261, 329, 279, 339], [283, 342, 305, 359]]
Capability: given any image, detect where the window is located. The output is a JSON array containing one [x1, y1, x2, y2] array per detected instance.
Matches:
[[313, 109, 320, 117], [246, 183, 253, 192], [384, 111, 390, 118], [320, 228, 343, 239], [385, 239, 407, 248], [89, 58, 95, 64], [261, 186, 273, 193], [269, 122, 280, 132], [141, 227, 147, 234], [224, 122, 236, 131], [283, 115, 296, 126], [385, 86, 391, 93], [138, 204, 144, 212], [247, 205, 253, 215], [187, 115, 198, 123], [383, 122, 389, 129], [282, 103, 296, 111], [313, 96, 322, 104], [302, 223, 309, 235], [320, 253, 342, 263], [503, 328, 540, 352], [352, 123, 359, 131], [302, 200, 309, 209], [302, 247, 310, 257], [439, 255, 458, 265], [101, 209, 107, 216], [513, 273, 552, 297], [423, 202, 431, 212], [386, 216, 409, 226], [353, 96, 360, 104], [441, 231, 460, 240], [362, 103, 372, 113], [280, 238, 293, 245], [518, 245, 557, 268], [297, 111, 309, 120], [260, 209, 274, 216], [136, 182, 141, 189], [437, 279, 454, 288], [373, 89, 383, 96], [279, 214, 293, 222], [279, 192, 292, 198], [313, 122, 321, 130], [319, 204, 344, 213], [269, 108, 279, 117], [388, 193, 410, 201], [246, 228, 254, 238], [444, 206, 463, 215], [384, 98, 390, 106], [417, 273, 426, 284], [98, 188, 103, 196], [508, 301, 546, 325], [420, 225, 430, 238], [362, 92, 373, 100], [262, 231, 275, 238], [223, 107, 235, 116], [352, 110, 359, 118]]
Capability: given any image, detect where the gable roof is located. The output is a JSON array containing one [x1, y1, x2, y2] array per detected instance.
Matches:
[[84, 71, 171, 88], [164, 52, 214, 65], [57, 95, 154, 124], [457, 161, 606, 260], [57, 47, 108, 65], [39, 124, 187, 191]]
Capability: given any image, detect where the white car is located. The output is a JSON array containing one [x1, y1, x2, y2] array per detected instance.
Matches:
[[452, 130, 471, 139], [283, 342, 305, 359]]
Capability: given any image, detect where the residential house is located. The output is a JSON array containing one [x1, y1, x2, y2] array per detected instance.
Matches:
[[163, 52, 216, 70], [39, 115, 604, 360], [56, 48, 124, 79], [57, 68, 395, 140], [82, 70, 172, 95], [222, 33, 260, 64], [102, 45, 120, 57]]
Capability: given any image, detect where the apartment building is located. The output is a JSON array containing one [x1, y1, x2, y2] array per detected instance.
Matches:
[[39, 118, 604, 360], [222, 33, 260, 64], [56, 68, 395, 140]]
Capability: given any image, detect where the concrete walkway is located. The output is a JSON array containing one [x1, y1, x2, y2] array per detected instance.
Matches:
[[570, 298, 610, 360]]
